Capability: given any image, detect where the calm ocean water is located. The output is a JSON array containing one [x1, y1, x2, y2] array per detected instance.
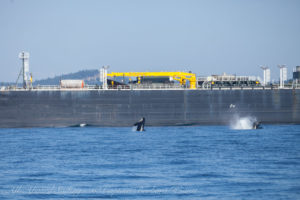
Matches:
[[0, 125, 300, 199]]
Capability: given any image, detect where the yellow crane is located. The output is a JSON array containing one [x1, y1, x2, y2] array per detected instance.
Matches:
[[106, 71, 197, 89]]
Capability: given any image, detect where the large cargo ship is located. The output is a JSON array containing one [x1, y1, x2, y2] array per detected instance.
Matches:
[[0, 53, 299, 128]]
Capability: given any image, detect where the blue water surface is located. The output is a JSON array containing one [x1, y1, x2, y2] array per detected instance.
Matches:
[[0, 125, 299, 199]]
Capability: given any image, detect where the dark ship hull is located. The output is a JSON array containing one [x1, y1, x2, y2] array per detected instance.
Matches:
[[0, 89, 299, 128]]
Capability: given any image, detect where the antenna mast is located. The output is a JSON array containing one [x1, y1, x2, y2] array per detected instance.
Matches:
[[18, 52, 30, 89]]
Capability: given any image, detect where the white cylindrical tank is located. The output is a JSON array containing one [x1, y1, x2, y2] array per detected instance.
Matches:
[[60, 80, 84, 88]]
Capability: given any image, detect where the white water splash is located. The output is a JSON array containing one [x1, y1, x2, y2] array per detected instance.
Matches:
[[230, 116, 257, 130], [79, 123, 87, 127], [131, 126, 137, 132]]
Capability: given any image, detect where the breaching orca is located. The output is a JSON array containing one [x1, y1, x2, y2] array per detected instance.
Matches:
[[252, 121, 262, 129], [134, 117, 145, 131]]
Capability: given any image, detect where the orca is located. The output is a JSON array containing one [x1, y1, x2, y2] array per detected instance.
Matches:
[[252, 121, 262, 129], [134, 117, 145, 131]]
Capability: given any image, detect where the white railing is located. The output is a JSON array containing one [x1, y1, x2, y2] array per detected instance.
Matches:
[[1, 84, 299, 91], [107, 84, 186, 90], [198, 75, 260, 82]]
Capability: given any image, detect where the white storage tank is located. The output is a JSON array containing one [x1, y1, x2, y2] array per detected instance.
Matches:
[[60, 80, 84, 88]]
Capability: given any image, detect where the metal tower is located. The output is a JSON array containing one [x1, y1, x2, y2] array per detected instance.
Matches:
[[100, 65, 109, 89], [278, 65, 287, 88], [18, 52, 31, 89], [260, 65, 270, 86]]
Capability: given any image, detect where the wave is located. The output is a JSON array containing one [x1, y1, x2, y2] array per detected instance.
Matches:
[[69, 123, 93, 128]]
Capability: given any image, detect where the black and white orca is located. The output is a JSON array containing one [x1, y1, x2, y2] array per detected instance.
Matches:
[[252, 121, 262, 129], [134, 117, 145, 131]]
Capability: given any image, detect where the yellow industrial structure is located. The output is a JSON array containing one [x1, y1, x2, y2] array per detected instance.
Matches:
[[107, 71, 197, 89]]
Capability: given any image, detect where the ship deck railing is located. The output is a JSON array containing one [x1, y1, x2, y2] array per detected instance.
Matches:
[[1, 84, 299, 91], [197, 76, 259, 82]]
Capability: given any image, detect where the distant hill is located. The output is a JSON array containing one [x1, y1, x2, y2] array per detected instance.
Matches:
[[34, 69, 100, 85], [1, 69, 127, 87]]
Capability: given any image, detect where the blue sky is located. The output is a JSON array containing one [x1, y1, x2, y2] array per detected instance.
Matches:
[[0, 0, 299, 82]]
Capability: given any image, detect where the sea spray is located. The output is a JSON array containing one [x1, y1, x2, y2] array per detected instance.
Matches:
[[131, 126, 137, 132], [230, 115, 257, 130]]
